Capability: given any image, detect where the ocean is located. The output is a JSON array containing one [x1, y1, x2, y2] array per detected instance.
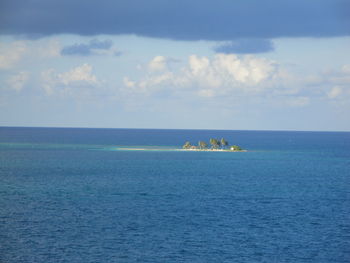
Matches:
[[0, 127, 349, 262]]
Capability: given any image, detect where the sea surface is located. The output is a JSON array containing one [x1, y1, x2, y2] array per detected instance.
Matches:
[[0, 127, 350, 263]]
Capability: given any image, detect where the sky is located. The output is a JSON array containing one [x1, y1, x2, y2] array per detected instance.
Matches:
[[0, 0, 350, 131]]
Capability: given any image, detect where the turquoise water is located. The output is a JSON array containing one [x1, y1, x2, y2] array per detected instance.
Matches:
[[1, 127, 350, 262]]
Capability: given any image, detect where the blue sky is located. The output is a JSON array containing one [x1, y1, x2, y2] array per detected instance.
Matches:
[[0, 0, 350, 131]]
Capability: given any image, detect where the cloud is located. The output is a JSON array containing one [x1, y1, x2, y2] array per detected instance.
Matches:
[[306, 64, 350, 86], [0, 41, 27, 69], [148, 56, 168, 72], [123, 77, 135, 88], [214, 39, 274, 54], [302, 64, 350, 102], [1, 0, 349, 40], [0, 39, 62, 71], [61, 39, 113, 56], [188, 54, 277, 90], [7, 71, 29, 92], [124, 54, 283, 97], [59, 64, 97, 85], [41, 63, 99, 95], [328, 65, 350, 85], [342, 65, 350, 74], [327, 86, 343, 99]]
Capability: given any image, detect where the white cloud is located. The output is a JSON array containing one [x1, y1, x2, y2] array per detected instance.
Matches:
[[342, 65, 350, 74], [125, 54, 281, 97], [327, 86, 343, 99], [212, 54, 275, 85], [123, 77, 135, 88], [189, 55, 210, 76], [139, 72, 174, 89], [0, 41, 27, 69], [188, 54, 278, 95], [41, 64, 99, 95], [41, 69, 56, 95], [328, 65, 350, 85], [148, 56, 168, 72], [315, 64, 350, 101], [317, 64, 350, 86], [7, 71, 30, 92], [0, 39, 61, 71], [59, 64, 97, 85]]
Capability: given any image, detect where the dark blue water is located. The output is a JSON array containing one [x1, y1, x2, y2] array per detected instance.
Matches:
[[1, 127, 350, 262]]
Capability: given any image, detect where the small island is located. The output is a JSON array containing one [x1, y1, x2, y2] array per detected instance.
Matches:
[[182, 138, 246, 152], [111, 138, 246, 152]]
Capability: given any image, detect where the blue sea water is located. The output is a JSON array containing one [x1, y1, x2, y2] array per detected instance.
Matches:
[[0, 127, 349, 263]]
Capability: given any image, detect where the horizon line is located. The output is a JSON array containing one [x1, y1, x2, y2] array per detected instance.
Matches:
[[1, 125, 349, 133]]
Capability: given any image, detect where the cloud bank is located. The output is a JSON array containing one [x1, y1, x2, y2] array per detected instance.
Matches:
[[121, 55, 350, 108], [124, 54, 286, 98], [1, 0, 349, 40]]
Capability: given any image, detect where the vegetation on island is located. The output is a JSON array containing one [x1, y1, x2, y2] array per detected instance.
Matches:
[[230, 145, 242, 151], [182, 138, 244, 151]]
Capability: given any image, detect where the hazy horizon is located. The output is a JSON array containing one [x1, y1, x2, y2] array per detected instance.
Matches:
[[1, 125, 350, 133]]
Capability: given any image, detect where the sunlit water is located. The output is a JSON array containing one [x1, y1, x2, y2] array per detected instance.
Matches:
[[1, 127, 349, 262]]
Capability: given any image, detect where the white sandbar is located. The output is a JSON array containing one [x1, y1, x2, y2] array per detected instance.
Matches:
[[113, 147, 246, 152]]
